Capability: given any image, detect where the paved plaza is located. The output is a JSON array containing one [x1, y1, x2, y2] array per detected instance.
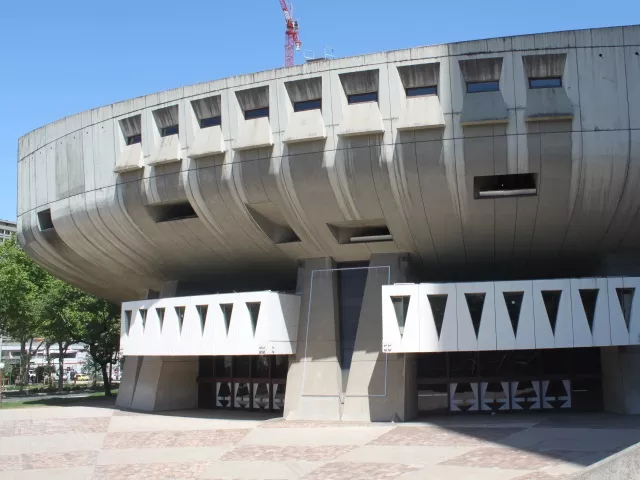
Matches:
[[1, 402, 640, 479]]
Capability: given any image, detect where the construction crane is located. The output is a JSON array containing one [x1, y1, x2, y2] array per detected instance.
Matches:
[[279, 0, 301, 67]]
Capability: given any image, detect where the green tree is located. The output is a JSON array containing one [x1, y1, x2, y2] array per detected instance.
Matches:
[[38, 277, 85, 392], [73, 295, 120, 396], [0, 238, 48, 390]]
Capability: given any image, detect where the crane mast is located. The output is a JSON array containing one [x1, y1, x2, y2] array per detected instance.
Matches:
[[278, 0, 301, 67]]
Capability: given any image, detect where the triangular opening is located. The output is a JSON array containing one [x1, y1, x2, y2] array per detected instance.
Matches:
[[427, 294, 448, 339], [220, 303, 233, 335], [503, 291, 524, 336], [579, 289, 599, 333], [139, 309, 147, 330], [390, 296, 410, 337], [464, 293, 486, 338], [156, 308, 165, 332], [124, 310, 132, 335], [246, 302, 261, 336], [175, 306, 186, 334], [196, 305, 208, 333], [541, 290, 562, 334], [616, 287, 635, 330]]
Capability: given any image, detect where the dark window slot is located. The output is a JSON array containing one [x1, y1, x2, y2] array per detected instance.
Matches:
[[199, 116, 221, 128], [474, 173, 537, 199], [347, 92, 378, 104], [244, 107, 269, 120], [37, 209, 54, 231], [293, 98, 322, 112], [467, 81, 500, 93], [161, 125, 179, 137], [406, 85, 437, 97], [529, 77, 562, 89], [148, 202, 198, 223], [126, 134, 141, 145]]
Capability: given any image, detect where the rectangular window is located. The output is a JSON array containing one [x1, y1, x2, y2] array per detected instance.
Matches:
[[467, 81, 500, 93], [529, 77, 562, 89], [199, 116, 221, 128], [347, 91, 378, 104], [244, 107, 269, 120], [474, 173, 537, 199], [37, 209, 54, 231], [406, 85, 437, 97], [147, 201, 198, 223], [161, 125, 179, 137], [126, 134, 141, 145], [293, 98, 322, 112]]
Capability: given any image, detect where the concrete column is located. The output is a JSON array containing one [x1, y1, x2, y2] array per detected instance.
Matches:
[[116, 356, 198, 411], [284, 258, 343, 420], [601, 346, 640, 414], [342, 253, 416, 421]]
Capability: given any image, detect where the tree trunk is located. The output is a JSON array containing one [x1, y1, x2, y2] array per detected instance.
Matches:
[[57, 341, 64, 393], [18, 341, 27, 392], [100, 363, 111, 396]]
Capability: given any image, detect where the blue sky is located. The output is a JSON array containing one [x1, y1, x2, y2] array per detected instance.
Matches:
[[0, 0, 637, 221]]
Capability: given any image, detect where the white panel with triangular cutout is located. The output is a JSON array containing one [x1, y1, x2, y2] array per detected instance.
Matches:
[[456, 283, 496, 351], [119, 291, 300, 356], [624, 277, 640, 345], [570, 278, 611, 347], [608, 277, 630, 346], [532, 279, 572, 348], [494, 281, 534, 350], [381, 284, 420, 352], [419, 283, 457, 352]]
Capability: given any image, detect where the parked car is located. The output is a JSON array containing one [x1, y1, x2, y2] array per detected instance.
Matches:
[[75, 374, 90, 382]]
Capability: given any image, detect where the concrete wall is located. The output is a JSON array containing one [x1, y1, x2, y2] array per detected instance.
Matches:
[[602, 346, 640, 414], [284, 254, 416, 422], [16, 25, 640, 302], [116, 356, 198, 411]]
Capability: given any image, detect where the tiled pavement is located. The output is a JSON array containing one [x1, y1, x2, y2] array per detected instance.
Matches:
[[1, 404, 640, 480]]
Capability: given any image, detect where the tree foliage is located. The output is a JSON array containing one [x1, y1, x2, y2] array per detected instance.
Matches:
[[0, 237, 121, 395]]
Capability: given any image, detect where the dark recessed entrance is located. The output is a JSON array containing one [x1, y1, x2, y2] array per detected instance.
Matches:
[[197, 355, 289, 413], [417, 347, 603, 415]]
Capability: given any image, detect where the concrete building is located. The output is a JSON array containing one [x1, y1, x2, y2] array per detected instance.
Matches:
[[15, 25, 640, 420], [0, 219, 16, 243]]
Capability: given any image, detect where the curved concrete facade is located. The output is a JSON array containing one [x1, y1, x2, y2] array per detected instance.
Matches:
[[16, 25, 640, 303]]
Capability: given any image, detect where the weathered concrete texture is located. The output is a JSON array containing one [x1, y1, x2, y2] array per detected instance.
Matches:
[[285, 254, 414, 422], [342, 253, 414, 422], [116, 356, 198, 412], [601, 346, 640, 414], [15, 25, 640, 303], [284, 258, 342, 421]]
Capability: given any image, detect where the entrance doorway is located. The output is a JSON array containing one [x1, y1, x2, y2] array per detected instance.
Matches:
[[197, 355, 289, 412], [417, 347, 603, 414]]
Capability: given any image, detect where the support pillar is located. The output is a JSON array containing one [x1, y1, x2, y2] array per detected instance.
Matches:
[[601, 346, 640, 414], [116, 356, 198, 411], [284, 258, 343, 420], [342, 253, 416, 421]]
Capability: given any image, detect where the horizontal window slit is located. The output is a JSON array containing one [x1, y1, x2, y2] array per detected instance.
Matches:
[[294, 98, 322, 112], [161, 125, 179, 137], [199, 116, 221, 128], [406, 85, 437, 97], [529, 77, 562, 89], [467, 81, 500, 93], [474, 173, 537, 199], [347, 92, 378, 104], [244, 107, 269, 120]]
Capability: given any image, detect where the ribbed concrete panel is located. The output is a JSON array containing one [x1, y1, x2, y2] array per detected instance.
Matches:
[[15, 25, 640, 302]]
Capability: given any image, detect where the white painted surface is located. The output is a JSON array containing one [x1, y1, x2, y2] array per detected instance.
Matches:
[[383, 276, 640, 353], [121, 291, 300, 356]]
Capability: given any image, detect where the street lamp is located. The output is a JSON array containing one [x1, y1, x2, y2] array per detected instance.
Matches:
[[0, 361, 5, 408]]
